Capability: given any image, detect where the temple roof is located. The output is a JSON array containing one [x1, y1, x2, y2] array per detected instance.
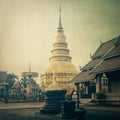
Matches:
[[114, 35, 120, 46], [91, 37, 120, 73], [91, 56, 120, 74], [103, 45, 120, 59], [70, 35, 120, 83], [70, 71, 95, 83], [91, 38, 115, 59], [81, 58, 101, 71]]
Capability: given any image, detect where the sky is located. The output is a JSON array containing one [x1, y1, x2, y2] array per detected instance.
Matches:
[[0, 0, 120, 78]]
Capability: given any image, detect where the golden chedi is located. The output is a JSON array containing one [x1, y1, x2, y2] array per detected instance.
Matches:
[[40, 6, 78, 94]]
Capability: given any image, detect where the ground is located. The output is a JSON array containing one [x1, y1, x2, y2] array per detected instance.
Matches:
[[0, 102, 120, 120]]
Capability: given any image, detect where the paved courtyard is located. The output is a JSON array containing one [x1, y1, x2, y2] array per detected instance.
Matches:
[[0, 102, 120, 120]]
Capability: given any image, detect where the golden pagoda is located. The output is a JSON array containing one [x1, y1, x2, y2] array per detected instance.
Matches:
[[40, 5, 78, 94]]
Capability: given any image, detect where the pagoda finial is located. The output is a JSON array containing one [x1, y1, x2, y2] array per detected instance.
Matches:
[[29, 62, 31, 72], [57, 4, 63, 32]]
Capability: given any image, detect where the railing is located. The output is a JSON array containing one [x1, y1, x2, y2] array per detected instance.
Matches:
[[92, 93, 120, 106], [105, 93, 120, 100]]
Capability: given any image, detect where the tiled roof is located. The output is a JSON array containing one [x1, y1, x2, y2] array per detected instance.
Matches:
[[103, 45, 120, 59], [81, 58, 101, 71], [70, 71, 95, 83], [114, 35, 120, 46], [91, 38, 115, 59], [70, 36, 120, 84], [91, 56, 120, 74]]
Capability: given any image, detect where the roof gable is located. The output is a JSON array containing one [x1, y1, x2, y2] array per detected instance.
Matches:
[[70, 71, 95, 83], [90, 56, 120, 74], [103, 45, 120, 59], [91, 38, 115, 59], [81, 58, 101, 71], [70, 36, 120, 83]]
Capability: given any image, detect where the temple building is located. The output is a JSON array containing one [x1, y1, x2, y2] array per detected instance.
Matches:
[[70, 35, 120, 105], [40, 6, 78, 93], [0, 71, 8, 97]]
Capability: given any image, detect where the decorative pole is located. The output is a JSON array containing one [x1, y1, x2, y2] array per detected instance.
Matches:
[[75, 83, 80, 109]]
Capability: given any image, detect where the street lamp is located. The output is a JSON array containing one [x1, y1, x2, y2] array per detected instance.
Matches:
[[75, 82, 80, 109]]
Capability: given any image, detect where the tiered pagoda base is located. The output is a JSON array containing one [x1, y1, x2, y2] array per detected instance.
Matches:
[[40, 90, 66, 114]]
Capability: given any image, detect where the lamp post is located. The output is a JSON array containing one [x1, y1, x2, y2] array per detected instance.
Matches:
[[75, 82, 80, 109]]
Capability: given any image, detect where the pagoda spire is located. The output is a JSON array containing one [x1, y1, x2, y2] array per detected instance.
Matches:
[[57, 4, 64, 32], [29, 62, 31, 72]]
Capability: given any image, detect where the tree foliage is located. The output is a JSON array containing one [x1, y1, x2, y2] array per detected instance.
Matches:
[[20, 76, 38, 88], [6, 73, 18, 90], [20, 76, 29, 88]]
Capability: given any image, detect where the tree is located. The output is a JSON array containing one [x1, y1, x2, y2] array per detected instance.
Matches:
[[6, 73, 18, 90], [20, 76, 29, 88]]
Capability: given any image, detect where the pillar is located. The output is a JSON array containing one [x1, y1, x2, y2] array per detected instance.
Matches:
[[96, 74, 102, 93], [75, 83, 80, 109]]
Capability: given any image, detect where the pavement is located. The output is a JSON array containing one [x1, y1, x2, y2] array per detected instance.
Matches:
[[0, 102, 120, 120], [0, 101, 45, 109]]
